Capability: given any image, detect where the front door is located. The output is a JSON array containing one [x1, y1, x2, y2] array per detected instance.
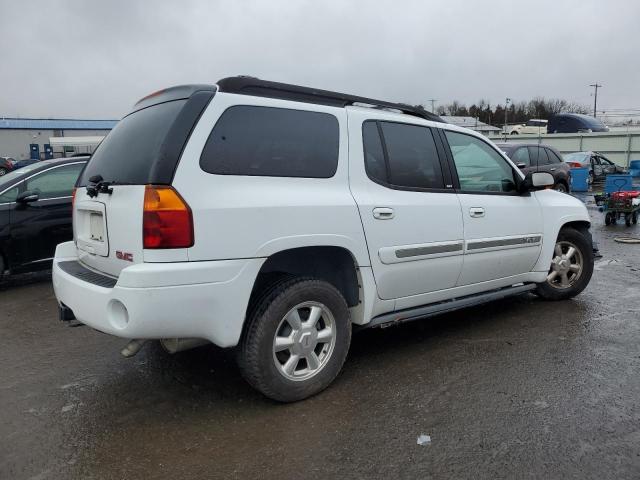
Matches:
[[9, 163, 84, 271], [442, 130, 544, 286], [29, 144, 40, 160], [348, 110, 464, 302]]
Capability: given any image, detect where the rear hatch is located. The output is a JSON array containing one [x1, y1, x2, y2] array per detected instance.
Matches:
[[74, 86, 215, 277]]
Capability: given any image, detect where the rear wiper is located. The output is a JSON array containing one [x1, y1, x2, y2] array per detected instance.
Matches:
[[86, 174, 114, 198]]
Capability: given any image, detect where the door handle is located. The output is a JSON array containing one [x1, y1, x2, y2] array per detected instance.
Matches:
[[373, 207, 395, 220], [469, 207, 485, 218], [549, 168, 556, 171]]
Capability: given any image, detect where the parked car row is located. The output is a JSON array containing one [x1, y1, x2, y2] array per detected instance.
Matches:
[[0, 157, 88, 279], [0, 156, 41, 176], [505, 113, 609, 135]]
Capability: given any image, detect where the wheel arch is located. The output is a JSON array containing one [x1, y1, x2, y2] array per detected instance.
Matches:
[[248, 246, 362, 313]]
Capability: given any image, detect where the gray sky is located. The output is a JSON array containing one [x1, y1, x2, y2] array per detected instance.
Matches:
[[1, 0, 639, 119]]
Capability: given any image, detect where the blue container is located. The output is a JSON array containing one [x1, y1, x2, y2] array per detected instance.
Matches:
[[629, 160, 640, 170], [571, 168, 589, 192], [605, 174, 633, 194]]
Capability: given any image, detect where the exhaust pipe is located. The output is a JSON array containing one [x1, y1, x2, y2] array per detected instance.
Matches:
[[121, 339, 146, 357], [160, 338, 209, 354]]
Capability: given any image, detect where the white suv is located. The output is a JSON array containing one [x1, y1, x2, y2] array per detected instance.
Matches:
[[53, 77, 594, 402], [507, 119, 548, 135]]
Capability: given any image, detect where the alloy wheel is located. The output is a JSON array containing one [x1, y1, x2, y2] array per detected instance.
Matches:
[[272, 301, 336, 381], [546, 241, 584, 289]]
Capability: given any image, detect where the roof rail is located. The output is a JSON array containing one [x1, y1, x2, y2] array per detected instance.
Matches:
[[216, 76, 444, 123]]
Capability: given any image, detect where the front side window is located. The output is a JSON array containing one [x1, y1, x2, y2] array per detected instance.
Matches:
[[200, 106, 339, 178], [444, 131, 517, 193], [511, 147, 531, 167], [26, 163, 85, 200], [362, 121, 444, 189]]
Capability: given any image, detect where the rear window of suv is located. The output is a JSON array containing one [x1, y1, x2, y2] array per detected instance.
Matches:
[[78, 99, 187, 186], [199, 106, 339, 178]]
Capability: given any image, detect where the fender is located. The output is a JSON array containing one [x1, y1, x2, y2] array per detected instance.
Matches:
[[532, 190, 591, 272]]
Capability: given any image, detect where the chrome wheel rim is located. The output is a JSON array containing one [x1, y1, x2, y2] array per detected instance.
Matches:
[[272, 301, 336, 381], [554, 184, 566, 193], [0, 169, 5, 176], [547, 241, 583, 289]]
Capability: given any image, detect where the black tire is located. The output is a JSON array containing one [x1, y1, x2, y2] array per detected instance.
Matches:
[[0, 168, 6, 177], [536, 227, 594, 301], [588, 171, 595, 185], [605, 213, 612, 226], [0, 254, 4, 281], [554, 182, 568, 193], [238, 277, 351, 402], [510, 131, 519, 135], [626, 214, 632, 227], [633, 212, 638, 225]]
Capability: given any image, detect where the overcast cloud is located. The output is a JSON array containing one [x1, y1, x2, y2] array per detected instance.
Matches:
[[1, 0, 639, 119]]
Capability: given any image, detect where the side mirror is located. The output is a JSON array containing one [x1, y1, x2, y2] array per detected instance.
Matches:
[[519, 172, 554, 193], [16, 190, 39, 203]]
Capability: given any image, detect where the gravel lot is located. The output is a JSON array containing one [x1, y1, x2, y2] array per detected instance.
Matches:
[[1, 211, 639, 480]]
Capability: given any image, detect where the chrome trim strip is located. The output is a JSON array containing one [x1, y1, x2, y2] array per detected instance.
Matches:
[[396, 243, 463, 258], [467, 235, 542, 251]]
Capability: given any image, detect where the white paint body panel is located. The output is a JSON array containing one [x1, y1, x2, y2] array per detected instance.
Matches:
[[52, 90, 591, 348]]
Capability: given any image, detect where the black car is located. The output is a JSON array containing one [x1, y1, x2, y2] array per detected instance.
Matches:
[[0, 157, 88, 278], [494, 143, 571, 192], [0, 157, 16, 176], [547, 113, 609, 133]]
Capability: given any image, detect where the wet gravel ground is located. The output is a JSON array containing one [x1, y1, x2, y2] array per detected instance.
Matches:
[[1, 211, 639, 479]]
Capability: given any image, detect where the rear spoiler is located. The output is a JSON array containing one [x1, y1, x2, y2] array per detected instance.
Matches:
[[132, 85, 217, 113]]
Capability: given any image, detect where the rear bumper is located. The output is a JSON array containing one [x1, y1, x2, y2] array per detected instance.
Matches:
[[52, 241, 263, 347]]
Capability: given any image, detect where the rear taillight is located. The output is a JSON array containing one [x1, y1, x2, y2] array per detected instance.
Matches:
[[568, 162, 582, 168], [143, 185, 193, 249]]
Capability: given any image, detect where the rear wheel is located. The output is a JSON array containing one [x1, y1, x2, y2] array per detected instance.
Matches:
[[0, 168, 6, 177], [633, 212, 638, 225], [536, 227, 594, 300], [605, 212, 612, 226], [626, 214, 633, 227], [553, 182, 568, 193], [238, 277, 351, 402]]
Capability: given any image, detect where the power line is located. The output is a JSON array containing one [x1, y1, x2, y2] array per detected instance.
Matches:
[[589, 83, 602, 118]]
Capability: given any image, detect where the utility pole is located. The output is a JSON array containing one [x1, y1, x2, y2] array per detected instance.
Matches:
[[427, 99, 437, 113], [589, 83, 602, 118], [504, 97, 511, 135]]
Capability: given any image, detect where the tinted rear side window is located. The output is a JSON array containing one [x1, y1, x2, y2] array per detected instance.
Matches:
[[200, 106, 339, 178], [363, 121, 443, 189], [79, 100, 187, 186]]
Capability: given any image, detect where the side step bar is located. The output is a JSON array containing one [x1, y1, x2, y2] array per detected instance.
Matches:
[[362, 283, 536, 330]]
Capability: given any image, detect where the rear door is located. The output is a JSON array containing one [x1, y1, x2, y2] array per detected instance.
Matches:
[[348, 110, 464, 303], [10, 162, 85, 271], [442, 130, 543, 285]]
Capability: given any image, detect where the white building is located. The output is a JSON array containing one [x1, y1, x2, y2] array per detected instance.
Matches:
[[0, 118, 117, 159]]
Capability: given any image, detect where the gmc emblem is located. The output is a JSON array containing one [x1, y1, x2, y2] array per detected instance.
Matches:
[[116, 251, 134, 262]]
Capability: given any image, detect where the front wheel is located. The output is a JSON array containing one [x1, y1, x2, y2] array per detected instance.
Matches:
[[238, 277, 351, 402], [536, 227, 594, 300]]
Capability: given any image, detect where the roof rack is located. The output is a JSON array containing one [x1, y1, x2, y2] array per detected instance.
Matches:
[[216, 76, 444, 123]]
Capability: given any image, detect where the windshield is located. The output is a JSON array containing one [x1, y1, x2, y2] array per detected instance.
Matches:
[[78, 99, 186, 186], [563, 152, 589, 163]]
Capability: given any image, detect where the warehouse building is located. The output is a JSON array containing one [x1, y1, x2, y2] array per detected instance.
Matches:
[[0, 118, 117, 160]]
